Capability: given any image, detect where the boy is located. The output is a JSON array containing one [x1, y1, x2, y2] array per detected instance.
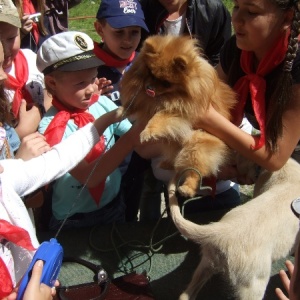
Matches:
[[94, 0, 148, 105], [93, 0, 149, 221], [37, 31, 132, 230], [0, 0, 51, 140]]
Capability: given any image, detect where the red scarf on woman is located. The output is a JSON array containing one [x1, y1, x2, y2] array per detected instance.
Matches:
[[232, 31, 290, 150], [22, 0, 39, 45], [0, 220, 36, 298], [93, 42, 136, 68], [43, 96, 106, 206], [4, 51, 33, 118]]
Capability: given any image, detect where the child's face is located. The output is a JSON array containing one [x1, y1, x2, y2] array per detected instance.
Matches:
[[0, 42, 7, 85], [0, 22, 20, 69], [94, 21, 141, 60], [46, 67, 99, 111], [232, 0, 292, 60]]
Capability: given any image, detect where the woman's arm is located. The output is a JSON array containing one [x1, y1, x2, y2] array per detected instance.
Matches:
[[199, 65, 300, 171]]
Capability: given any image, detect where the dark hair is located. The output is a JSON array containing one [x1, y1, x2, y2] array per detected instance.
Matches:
[[0, 87, 13, 126], [228, 0, 300, 152]]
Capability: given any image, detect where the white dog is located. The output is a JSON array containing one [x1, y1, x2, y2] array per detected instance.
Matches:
[[168, 158, 300, 300]]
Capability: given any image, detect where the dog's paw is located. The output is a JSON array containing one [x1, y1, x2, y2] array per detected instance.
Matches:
[[140, 129, 158, 143], [178, 184, 197, 198]]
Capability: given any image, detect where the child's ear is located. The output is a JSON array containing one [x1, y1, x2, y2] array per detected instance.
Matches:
[[45, 75, 57, 92], [94, 20, 104, 37]]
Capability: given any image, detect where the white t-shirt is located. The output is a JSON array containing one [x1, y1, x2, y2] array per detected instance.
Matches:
[[163, 13, 186, 36]]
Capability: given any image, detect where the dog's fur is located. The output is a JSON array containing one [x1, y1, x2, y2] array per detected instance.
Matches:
[[120, 35, 237, 197], [168, 158, 300, 300]]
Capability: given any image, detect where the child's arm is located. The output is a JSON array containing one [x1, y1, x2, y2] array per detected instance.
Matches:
[[69, 120, 162, 187], [0, 108, 123, 197]]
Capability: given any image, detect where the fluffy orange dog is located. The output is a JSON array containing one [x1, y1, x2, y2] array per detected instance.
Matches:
[[120, 35, 237, 197]]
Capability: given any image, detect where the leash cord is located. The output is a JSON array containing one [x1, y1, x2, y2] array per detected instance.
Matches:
[[88, 167, 210, 275]]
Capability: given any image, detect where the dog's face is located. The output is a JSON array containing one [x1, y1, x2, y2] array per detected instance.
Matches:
[[120, 35, 208, 105], [132, 35, 204, 99], [120, 35, 228, 119]]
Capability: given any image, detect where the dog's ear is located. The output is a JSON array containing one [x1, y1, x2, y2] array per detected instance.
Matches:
[[143, 38, 159, 56], [173, 56, 187, 72]]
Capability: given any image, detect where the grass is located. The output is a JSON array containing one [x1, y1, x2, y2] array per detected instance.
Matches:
[[68, 0, 234, 41], [68, 0, 101, 41]]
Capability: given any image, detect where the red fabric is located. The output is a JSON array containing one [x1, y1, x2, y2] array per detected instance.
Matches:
[[0, 257, 13, 298], [0, 219, 36, 298], [232, 31, 290, 150], [22, 0, 39, 45], [43, 96, 106, 205], [93, 42, 136, 68], [4, 51, 33, 118]]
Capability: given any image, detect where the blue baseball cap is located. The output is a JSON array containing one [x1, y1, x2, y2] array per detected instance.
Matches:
[[96, 0, 149, 32]]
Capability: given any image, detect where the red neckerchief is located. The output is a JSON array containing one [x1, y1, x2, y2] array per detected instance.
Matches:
[[232, 31, 290, 150], [43, 96, 106, 206], [4, 51, 33, 118], [0, 220, 36, 298], [22, 0, 39, 44], [93, 42, 136, 68]]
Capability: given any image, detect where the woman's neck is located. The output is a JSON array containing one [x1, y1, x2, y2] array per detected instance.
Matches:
[[166, 1, 187, 20]]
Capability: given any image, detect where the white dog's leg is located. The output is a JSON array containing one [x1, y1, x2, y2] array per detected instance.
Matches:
[[179, 254, 215, 300], [232, 258, 271, 300]]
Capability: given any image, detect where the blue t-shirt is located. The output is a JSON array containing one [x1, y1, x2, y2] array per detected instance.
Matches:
[[38, 96, 132, 220]]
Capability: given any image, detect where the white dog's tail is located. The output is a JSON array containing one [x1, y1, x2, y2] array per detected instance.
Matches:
[[168, 177, 220, 244]]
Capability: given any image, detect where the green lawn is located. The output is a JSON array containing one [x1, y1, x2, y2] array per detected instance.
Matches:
[[68, 0, 234, 41]]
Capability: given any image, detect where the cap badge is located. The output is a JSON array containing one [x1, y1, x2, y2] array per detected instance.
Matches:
[[74, 35, 88, 51], [120, 0, 137, 14]]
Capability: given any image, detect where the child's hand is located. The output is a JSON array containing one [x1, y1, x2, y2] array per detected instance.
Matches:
[[95, 77, 113, 96], [23, 260, 57, 300], [2, 261, 58, 300], [275, 260, 293, 299], [15, 131, 50, 160], [15, 100, 42, 139]]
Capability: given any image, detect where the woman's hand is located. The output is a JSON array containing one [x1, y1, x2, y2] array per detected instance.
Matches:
[[20, 14, 34, 36]]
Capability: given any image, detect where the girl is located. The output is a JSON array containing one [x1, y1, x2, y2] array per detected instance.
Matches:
[[0, 37, 127, 299], [13, 0, 49, 53], [197, 0, 300, 178]]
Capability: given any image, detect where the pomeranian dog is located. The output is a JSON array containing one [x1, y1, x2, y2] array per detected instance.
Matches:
[[168, 158, 300, 300], [120, 35, 237, 197]]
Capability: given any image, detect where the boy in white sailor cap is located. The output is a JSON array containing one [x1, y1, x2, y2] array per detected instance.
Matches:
[[37, 31, 132, 230]]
